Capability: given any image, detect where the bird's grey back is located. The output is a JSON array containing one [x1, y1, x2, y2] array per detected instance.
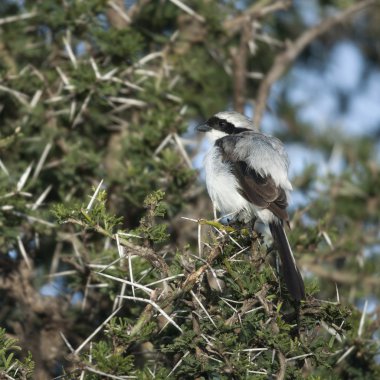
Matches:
[[216, 131, 291, 190]]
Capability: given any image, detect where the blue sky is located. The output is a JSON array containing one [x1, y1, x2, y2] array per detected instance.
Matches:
[[286, 41, 380, 137]]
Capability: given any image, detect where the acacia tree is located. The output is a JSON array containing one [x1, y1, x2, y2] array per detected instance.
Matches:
[[0, 1, 379, 379]]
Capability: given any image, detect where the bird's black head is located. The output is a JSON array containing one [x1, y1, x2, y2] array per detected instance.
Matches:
[[196, 111, 254, 137], [197, 116, 235, 134]]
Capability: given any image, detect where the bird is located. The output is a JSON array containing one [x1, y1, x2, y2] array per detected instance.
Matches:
[[196, 111, 305, 301]]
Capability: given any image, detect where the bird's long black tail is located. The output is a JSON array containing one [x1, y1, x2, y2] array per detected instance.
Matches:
[[269, 222, 305, 301]]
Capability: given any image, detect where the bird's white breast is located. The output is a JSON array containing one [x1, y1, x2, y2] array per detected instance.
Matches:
[[203, 145, 282, 224], [204, 146, 252, 220]]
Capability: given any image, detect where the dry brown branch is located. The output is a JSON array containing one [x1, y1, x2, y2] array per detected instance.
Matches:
[[224, 1, 293, 113], [122, 240, 170, 277], [253, 0, 376, 127], [223, 0, 292, 36], [232, 22, 253, 113]]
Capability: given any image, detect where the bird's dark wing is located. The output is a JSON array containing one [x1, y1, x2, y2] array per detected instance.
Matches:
[[215, 137, 289, 222]]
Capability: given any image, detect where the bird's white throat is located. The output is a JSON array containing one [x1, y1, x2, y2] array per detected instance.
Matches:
[[206, 129, 228, 141]]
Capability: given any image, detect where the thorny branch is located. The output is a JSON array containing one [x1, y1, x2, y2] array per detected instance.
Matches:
[[65, 217, 170, 276]]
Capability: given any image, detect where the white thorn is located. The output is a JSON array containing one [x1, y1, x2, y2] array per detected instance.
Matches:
[[31, 185, 52, 210], [358, 300, 368, 338], [0, 159, 9, 176], [118, 295, 182, 333], [17, 163, 33, 192], [74, 307, 122, 354], [62, 35, 77, 69], [337, 346, 355, 364], [33, 142, 52, 180], [166, 351, 190, 378], [96, 271, 152, 295], [17, 236, 32, 269], [86, 179, 104, 211], [190, 290, 216, 327], [168, 0, 205, 22], [128, 252, 135, 298]]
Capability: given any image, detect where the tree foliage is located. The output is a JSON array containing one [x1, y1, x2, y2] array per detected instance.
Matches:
[[0, 0, 379, 379]]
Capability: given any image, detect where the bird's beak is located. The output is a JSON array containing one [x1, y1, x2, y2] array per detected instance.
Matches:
[[196, 123, 211, 132]]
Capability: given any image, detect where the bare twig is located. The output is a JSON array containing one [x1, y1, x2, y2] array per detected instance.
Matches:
[[224, 0, 291, 36]]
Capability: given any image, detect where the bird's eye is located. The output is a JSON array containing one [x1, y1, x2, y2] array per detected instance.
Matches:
[[219, 120, 227, 128]]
